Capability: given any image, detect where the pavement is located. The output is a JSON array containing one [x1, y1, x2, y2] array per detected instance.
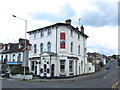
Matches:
[[5, 68, 104, 82]]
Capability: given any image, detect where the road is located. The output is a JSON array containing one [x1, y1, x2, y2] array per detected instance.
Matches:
[[1, 60, 119, 88]]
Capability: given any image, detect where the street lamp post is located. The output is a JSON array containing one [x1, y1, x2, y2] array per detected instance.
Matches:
[[12, 15, 27, 80]]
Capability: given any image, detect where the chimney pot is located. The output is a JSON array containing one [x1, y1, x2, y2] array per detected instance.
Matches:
[[65, 19, 71, 25]]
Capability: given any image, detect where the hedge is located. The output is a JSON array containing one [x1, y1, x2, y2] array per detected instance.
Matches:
[[10, 66, 31, 75]]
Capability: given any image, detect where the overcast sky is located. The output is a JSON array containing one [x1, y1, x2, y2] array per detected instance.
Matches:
[[0, 0, 119, 55]]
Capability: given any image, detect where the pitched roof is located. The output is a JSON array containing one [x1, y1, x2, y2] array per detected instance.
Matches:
[[0, 38, 31, 54], [40, 51, 57, 56]]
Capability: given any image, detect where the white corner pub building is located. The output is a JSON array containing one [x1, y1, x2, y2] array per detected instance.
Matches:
[[27, 19, 89, 78]]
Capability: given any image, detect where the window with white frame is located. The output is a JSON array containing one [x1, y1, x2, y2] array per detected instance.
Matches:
[[70, 30, 73, 37], [13, 54, 15, 62], [34, 44, 37, 54], [1, 55, 3, 63], [69, 60, 73, 72], [60, 60, 65, 72], [71, 42, 73, 53], [40, 43, 44, 54], [5, 55, 8, 63], [40, 30, 44, 37], [47, 42, 51, 52], [17, 54, 21, 62], [78, 45, 80, 55], [78, 33, 80, 40], [47, 29, 51, 36], [44, 64, 47, 72], [34, 32, 37, 39]]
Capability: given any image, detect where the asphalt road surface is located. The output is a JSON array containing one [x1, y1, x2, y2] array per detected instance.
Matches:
[[1, 60, 119, 88]]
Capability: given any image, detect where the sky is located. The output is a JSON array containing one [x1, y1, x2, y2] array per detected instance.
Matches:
[[0, 0, 119, 56]]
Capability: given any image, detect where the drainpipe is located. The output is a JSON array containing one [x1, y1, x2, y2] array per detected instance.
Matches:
[[55, 25, 58, 54], [81, 25, 85, 74], [50, 55, 51, 78]]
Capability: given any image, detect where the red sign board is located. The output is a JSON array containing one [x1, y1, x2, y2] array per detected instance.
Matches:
[[60, 33, 65, 49]]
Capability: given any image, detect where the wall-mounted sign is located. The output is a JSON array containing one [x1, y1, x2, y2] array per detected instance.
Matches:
[[60, 32, 65, 49]]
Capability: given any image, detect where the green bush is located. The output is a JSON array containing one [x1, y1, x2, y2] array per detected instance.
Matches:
[[11, 66, 30, 75]]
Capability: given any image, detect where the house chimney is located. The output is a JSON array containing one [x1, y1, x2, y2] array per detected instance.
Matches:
[[65, 19, 71, 25], [80, 25, 84, 34]]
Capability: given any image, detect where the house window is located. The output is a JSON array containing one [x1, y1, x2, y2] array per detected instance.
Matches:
[[34, 44, 37, 54], [13, 54, 15, 62], [60, 60, 65, 72], [78, 34, 80, 40], [89, 67, 91, 71], [40, 43, 44, 54], [69, 60, 73, 72], [17, 54, 21, 62], [31, 61, 34, 71], [70, 30, 73, 37], [34, 32, 37, 39], [71, 42, 73, 53], [47, 29, 51, 35], [78, 45, 80, 54], [4, 55, 8, 64], [44, 64, 47, 72], [47, 69, 49, 73], [40, 31, 44, 37], [1, 55, 3, 63], [47, 42, 51, 52], [40, 68, 43, 73]]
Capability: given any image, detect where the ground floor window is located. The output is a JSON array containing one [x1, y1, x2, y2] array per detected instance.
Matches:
[[60, 60, 65, 72], [69, 60, 73, 72], [44, 64, 47, 72], [89, 67, 91, 71]]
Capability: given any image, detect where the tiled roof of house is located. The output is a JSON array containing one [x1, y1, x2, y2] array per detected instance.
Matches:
[[0, 38, 31, 54]]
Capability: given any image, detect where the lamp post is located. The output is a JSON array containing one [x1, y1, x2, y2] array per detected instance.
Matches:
[[12, 15, 27, 80]]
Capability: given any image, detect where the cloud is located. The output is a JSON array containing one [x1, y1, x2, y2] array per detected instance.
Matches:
[[29, 3, 76, 22], [85, 26, 118, 55], [81, 2, 118, 27]]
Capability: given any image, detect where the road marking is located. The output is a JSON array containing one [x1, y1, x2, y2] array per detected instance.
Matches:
[[103, 76, 107, 79]]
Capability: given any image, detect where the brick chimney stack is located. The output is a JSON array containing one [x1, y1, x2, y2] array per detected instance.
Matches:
[[80, 25, 84, 34]]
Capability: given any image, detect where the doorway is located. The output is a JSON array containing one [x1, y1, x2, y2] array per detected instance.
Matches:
[[35, 66, 37, 75], [51, 64, 55, 77]]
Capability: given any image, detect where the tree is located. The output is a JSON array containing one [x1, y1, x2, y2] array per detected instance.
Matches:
[[111, 55, 117, 59]]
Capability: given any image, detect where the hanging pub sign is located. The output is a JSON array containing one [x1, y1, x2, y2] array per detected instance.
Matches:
[[60, 32, 65, 49]]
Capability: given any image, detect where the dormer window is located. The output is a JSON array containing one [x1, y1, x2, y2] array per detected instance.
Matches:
[[19, 44, 21, 49], [5, 45, 8, 51]]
